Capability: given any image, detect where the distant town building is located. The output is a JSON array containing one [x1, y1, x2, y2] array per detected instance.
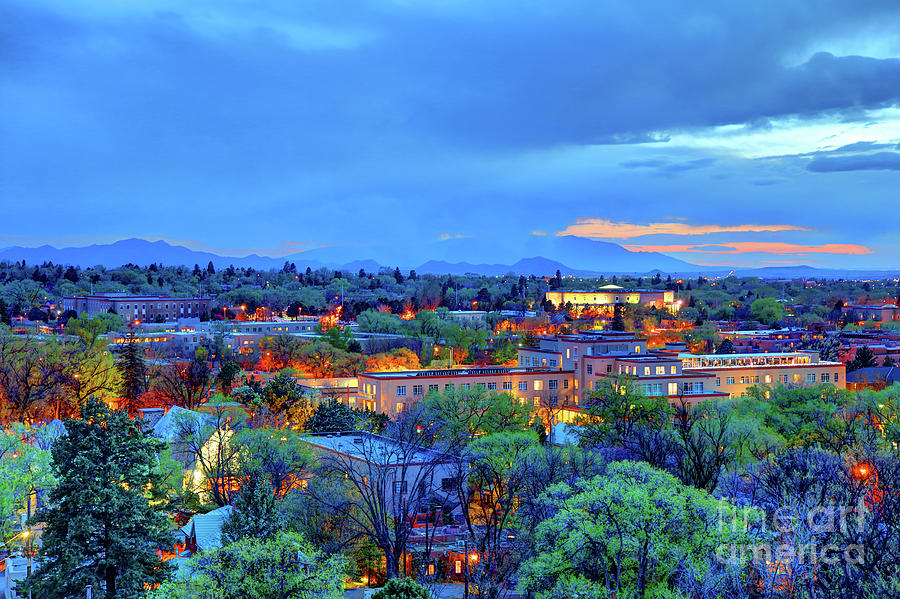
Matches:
[[62, 293, 211, 321], [544, 285, 676, 310], [840, 303, 900, 323]]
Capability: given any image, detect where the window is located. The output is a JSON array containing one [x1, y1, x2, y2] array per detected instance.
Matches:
[[487, 382, 497, 390], [739, 376, 747, 385], [668, 382, 678, 395], [752, 376, 760, 384], [726, 377, 735, 385], [533, 380, 543, 391], [764, 375, 773, 383], [563, 380, 569, 389], [793, 373, 801, 383], [428, 384, 439, 393], [670, 366, 677, 374], [393, 481, 408, 494], [821, 373, 830, 382], [807, 374, 816, 384], [445, 384, 454, 391], [716, 377, 721, 387], [518, 381, 527, 392], [641, 383, 663, 396], [441, 477, 457, 491], [655, 366, 665, 375], [413, 385, 424, 396], [683, 382, 704, 394], [643, 367, 650, 375], [503, 382, 513, 391], [586, 364, 593, 374], [548, 380, 558, 390], [396, 386, 407, 397], [396, 402, 405, 413], [460, 383, 470, 390], [834, 372, 840, 383]]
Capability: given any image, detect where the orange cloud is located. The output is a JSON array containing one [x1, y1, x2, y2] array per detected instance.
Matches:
[[623, 242, 873, 255], [556, 218, 811, 239]]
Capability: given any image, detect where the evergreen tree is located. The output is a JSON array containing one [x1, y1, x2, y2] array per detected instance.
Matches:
[[221, 470, 284, 544], [206, 260, 215, 274], [610, 304, 626, 331], [23, 399, 172, 599], [848, 345, 878, 372], [0, 298, 9, 326], [306, 397, 358, 433], [116, 328, 147, 413]]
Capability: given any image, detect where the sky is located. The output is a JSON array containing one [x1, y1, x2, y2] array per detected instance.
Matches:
[[3, 0, 900, 269]]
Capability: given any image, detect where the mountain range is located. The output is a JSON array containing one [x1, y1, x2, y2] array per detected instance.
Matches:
[[1, 238, 897, 279]]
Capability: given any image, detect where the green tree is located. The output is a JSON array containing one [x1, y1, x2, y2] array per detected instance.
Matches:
[[0, 424, 55, 546], [422, 387, 534, 441], [518, 461, 757, 599], [216, 360, 241, 394], [23, 399, 173, 599], [305, 397, 358, 433], [372, 577, 430, 599], [221, 470, 284, 544], [848, 345, 878, 372], [749, 297, 783, 324], [148, 531, 346, 599], [116, 328, 147, 413]]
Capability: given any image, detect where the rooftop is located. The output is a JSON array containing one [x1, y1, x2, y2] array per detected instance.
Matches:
[[359, 366, 566, 379]]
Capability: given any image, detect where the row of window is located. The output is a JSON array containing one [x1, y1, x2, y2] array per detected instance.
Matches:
[[618, 364, 678, 376], [395, 379, 569, 396], [716, 372, 840, 386]]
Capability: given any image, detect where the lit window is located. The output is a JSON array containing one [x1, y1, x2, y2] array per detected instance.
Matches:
[[534, 380, 543, 391]]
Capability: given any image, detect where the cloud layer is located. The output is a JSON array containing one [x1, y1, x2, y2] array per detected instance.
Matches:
[[2, 0, 900, 268]]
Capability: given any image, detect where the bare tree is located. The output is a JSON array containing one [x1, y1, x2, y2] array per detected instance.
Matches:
[[152, 356, 211, 409], [304, 403, 458, 579], [0, 335, 68, 423]]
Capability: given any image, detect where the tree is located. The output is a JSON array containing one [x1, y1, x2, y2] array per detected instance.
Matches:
[[23, 399, 172, 599], [0, 424, 55, 547], [576, 377, 677, 470], [216, 360, 241, 394], [715, 338, 735, 354], [306, 397, 357, 433], [116, 328, 148, 413], [749, 297, 783, 324], [372, 577, 430, 599], [206, 260, 215, 274], [673, 400, 744, 493], [610, 303, 626, 331], [518, 461, 756, 599], [422, 387, 534, 441], [152, 354, 211, 409], [848, 345, 878, 372], [221, 470, 284, 544], [305, 406, 457, 579], [0, 334, 68, 423], [148, 531, 346, 599]]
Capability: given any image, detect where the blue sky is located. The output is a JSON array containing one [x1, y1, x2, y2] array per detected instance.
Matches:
[[3, 0, 900, 268]]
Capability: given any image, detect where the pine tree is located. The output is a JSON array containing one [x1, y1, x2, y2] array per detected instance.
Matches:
[[116, 328, 147, 413], [610, 304, 626, 331], [221, 470, 284, 544], [306, 397, 358, 433], [23, 399, 173, 599]]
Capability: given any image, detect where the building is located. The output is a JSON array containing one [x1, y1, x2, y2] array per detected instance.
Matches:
[[846, 366, 900, 391], [544, 285, 676, 310], [300, 431, 460, 517], [357, 366, 579, 420], [840, 303, 900, 323], [679, 351, 846, 398], [62, 293, 211, 321]]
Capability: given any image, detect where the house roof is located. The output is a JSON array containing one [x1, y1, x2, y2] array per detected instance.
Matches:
[[847, 367, 900, 385], [179, 505, 234, 552], [151, 406, 213, 443]]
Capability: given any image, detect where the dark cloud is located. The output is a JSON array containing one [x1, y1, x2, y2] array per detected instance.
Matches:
[[807, 151, 900, 172]]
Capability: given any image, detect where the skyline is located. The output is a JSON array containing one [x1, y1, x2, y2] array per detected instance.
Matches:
[[4, 1, 900, 268]]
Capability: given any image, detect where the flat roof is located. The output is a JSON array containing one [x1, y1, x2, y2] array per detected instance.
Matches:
[[301, 431, 453, 465], [359, 366, 569, 379]]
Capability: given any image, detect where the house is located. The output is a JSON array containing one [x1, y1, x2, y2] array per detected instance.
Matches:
[[178, 506, 234, 555], [847, 367, 900, 391]]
